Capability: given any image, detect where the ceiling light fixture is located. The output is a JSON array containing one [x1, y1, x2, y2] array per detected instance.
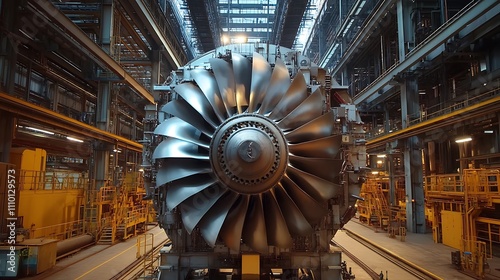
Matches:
[[67, 136, 84, 143], [25, 126, 54, 135], [455, 136, 472, 143]]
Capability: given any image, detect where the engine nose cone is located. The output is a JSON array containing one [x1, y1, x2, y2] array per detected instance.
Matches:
[[211, 114, 288, 194], [237, 140, 261, 163]]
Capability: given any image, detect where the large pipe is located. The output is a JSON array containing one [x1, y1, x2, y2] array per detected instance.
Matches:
[[56, 234, 94, 258]]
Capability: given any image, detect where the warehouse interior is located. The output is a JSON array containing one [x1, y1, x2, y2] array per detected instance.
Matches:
[[0, 0, 499, 279]]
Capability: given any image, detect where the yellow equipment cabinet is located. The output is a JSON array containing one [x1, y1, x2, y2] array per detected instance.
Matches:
[[18, 238, 58, 276], [241, 253, 260, 280]]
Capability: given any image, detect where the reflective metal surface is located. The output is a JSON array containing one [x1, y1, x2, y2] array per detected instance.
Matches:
[[154, 51, 343, 253]]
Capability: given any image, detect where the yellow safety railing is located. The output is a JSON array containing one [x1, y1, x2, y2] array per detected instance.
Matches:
[[30, 219, 85, 240], [17, 169, 88, 190], [424, 173, 462, 194], [463, 169, 500, 196]]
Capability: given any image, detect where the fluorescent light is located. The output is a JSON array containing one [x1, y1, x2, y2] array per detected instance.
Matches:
[[371, 171, 379, 175], [26, 126, 54, 135], [455, 136, 472, 143], [377, 154, 386, 158], [484, 130, 494, 134], [67, 136, 84, 143]]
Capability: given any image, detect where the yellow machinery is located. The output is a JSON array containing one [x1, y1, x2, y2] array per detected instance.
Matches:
[[425, 168, 500, 278], [10, 148, 85, 240], [86, 172, 151, 245], [357, 173, 406, 231], [9, 147, 152, 244]]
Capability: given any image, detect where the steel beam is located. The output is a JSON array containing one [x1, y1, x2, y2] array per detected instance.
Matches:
[[324, 0, 397, 70], [29, 0, 154, 104], [132, 0, 182, 68], [0, 92, 142, 152], [366, 95, 500, 151], [351, 0, 498, 105]]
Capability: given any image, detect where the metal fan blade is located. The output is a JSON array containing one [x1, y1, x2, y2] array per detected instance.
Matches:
[[284, 111, 335, 143], [281, 176, 328, 225], [232, 53, 251, 113], [289, 155, 343, 182], [191, 69, 226, 122], [162, 99, 215, 136], [154, 117, 209, 149], [277, 88, 323, 131], [268, 71, 308, 121], [153, 138, 209, 161], [274, 184, 314, 235], [286, 166, 341, 201], [262, 191, 293, 248], [179, 185, 227, 233], [242, 195, 268, 253], [219, 195, 249, 252], [198, 191, 239, 247], [248, 52, 272, 113], [210, 58, 236, 115], [288, 135, 342, 158], [166, 174, 218, 210], [155, 159, 212, 187], [258, 59, 290, 115], [174, 83, 220, 127]]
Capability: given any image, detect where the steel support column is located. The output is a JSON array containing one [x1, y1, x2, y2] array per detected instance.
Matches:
[[0, 0, 19, 94], [151, 50, 161, 91], [497, 112, 500, 152], [100, 0, 114, 54], [97, 82, 111, 132], [387, 153, 396, 206], [396, 0, 414, 61], [95, 82, 112, 189], [0, 110, 14, 162], [404, 136, 425, 234], [401, 76, 425, 233]]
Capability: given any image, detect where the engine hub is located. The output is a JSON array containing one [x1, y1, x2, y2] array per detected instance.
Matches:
[[210, 114, 288, 194]]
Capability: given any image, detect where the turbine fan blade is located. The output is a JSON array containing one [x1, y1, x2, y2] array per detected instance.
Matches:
[[242, 195, 268, 253], [219, 195, 249, 252], [156, 159, 212, 187], [281, 175, 328, 225], [248, 52, 272, 113], [289, 155, 343, 182], [275, 184, 313, 235], [154, 117, 209, 148], [259, 59, 290, 115], [285, 111, 335, 143], [174, 83, 220, 127], [210, 58, 236, 115], [162, 99, 215, 136], [288, 135, 342, 158], [277, 88, 323, 131], [263, 190, 293, 248], [166, 174, 218, 210], [191, 69, 226, 121], [268, 71, 308, 121], [286, 166, 341, 201], [232, 53, 251, 113], [179, 185, 227, 234], [198, 191, 239, 247], [153, 138, 209, 161]]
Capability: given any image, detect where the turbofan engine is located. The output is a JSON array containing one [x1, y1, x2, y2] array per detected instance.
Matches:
[[143, 44, 366, 279]]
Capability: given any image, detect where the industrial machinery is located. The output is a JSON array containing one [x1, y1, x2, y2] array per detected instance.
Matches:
[[142, 44, 367, 279]]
